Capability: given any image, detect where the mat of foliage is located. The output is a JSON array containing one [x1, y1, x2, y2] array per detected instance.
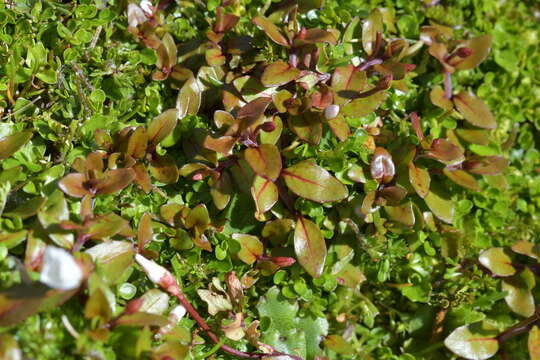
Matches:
[[0, 0, 539, 359]]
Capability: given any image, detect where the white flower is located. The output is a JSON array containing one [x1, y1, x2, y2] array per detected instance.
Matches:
[[168, 305, 186, 322], [135, 254, 168, 285], [127, 4, 148, 28], [324, 104, 340, 120], [139, 0, 153, 15], [40, 246, 83, 291]]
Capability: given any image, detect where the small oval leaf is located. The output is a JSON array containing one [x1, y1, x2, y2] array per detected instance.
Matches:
[[244, 144, 282, 181], [0, 131, 33, 160], [294, 216, 327, 278], [453, 92, 496, 129], [444, 322, 499, 360]]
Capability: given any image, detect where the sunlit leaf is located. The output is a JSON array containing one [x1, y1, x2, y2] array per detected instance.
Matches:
[[408, 162, 430, 198], [371, 147, 395, 183], [443, 169, 480, 191], [362, 9, 383, 56], [294, 216, 327, 278], [177, 77, 201, 119], [95, 168, 135, 195], [0, 131, 33, 160], [453, 92, 496, 129], [424, 190, 454, 224], [528, 326, 540, 360], [425, 138, 465, 165], [261, 61, 301, 87], [244, 144, 282, 181], [478, 247, 516, 277], [233, 233, 263, 265], [444, 322, 499, 360], [251, 16, 289, 47], [455, 35, 492, 70], [148, 109, 178, 145], [342, 91, 387, 118], [251, 175, 278, 215], [430, 86, 453, 110]]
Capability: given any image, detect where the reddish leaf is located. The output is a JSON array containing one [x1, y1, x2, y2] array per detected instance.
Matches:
[[204, 135, 237, 155], [251, 16, 289, 47], [299, 28, 337, 45], [214, 110, 235, 129], [138, 213, 153, 252], [59, 173, 91, 198], [244, 144, 282, 181], [149, 154, 179, 184], [283, 160, 348, 203], [133, 163, 153, 193], [430, 86, 453, 111], [294, 216, 327, 278], [453, 92, 496, 129], [214, 8, 239, 33], [362, 9, 383, 56], [462, 156, 508, 175], [176, 77, 201, 119], [0, 131, 33, 160], [95, 168, 135, 195], [210, 171, 233, 210], [237, 97, 272, 129], [288, 113, 322, 145], [261, 61, 300, 87], [250, 176, 278, 215], [127, 127, 148, 159], [205, 47, 226, 67], [425, 139, 465, 165], [371, 147, 395, 184], [378, 186, 407, 205]]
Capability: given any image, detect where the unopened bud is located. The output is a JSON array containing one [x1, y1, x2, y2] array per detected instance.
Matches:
[[192, 173, 203, 181], [168, 305, 187, 323], [135, 254, 176, 289], [270, 257, 296, 267], [260, 121, 276, 132], [40, 246, 83, 291], [125, 297, 144, 314], [456, 47, 473, 58], [324, 104, 340, 120], [404, 64, 416, 72]]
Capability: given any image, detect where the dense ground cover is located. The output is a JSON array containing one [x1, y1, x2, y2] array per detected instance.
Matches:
[[0, 0, 539, 359]]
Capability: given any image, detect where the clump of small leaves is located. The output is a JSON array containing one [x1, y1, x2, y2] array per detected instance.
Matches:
[[0, 0, 539, 359]]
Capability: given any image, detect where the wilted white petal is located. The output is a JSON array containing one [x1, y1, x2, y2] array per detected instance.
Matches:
[[40, 246, 83, 290], [169, 305, 186, 322], [127, 4, 147, 28], [324, 104, 340, 120], [135, 254, 168, 284], [140, 0, 153, 14]]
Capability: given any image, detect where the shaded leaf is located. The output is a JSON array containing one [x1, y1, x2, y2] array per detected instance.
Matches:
[[408, 162, 430, 198], [455, 35, 492, 70], [362, 9, 383, 56], [210, 171, 233, 210], [149, 154, 179, 184], [0, 131, 33, 160], [294, 216, 327, 278], [148, 109, 179, 145], [443, 169, 480, 191], [289, 113, 323, 145]]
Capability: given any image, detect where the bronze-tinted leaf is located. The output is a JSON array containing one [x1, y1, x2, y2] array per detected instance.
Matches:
[[262, 219, 294, 246], [133, 163, 153, 193], [250, 176, 278, 215], [512, 240, 540, 260], [443, 169, 480, 191], [408, 162, 430, 198], [479, 247, 516, 277], [115, 312, 169, 327], [378, 186, 407, 205], [300, 28, 337, 45], [453, 92, 496, 129], [214, 8, 239, 33], [261, 61, 300, 87], [214, 110, 235, 129], [87, 213, 130, 239], [424, 190, 454, 224], [425, 138, 465, 165], [138, 213, 153, 252], [332, 65, 367, 95], [260, 116, 283, 145], [59, 173, 91, 198], [244, 144, 282, 181], [430, 86, 453, 111], [251, 16, 289, 47], [384, 202, 415, 226], [95, 168, 135, 195], [288, 113, 322, 145], [204, 135, 237, 155], [294, 216, 327, 278], [456, 128, 490, 145], [127, 127, 148, 159], [237, 97, 272, 129], [177, 77, 201, 119], [502, 279, 534, 317], [362, 9, 383, 56], [206, 47, 226, 67], [272, 90, 293, 113], [149, 154, 179, 184], [232, 234, 263, 265], [86, 241, 134, 284], [371, 147, 395, 183], [327, 116, 351, 141], [342, 91, 387, 118], [463, 156, 508, 175], [455, 35, 492, 70], [185, 204, 210, 234], [0, 131, 33, 160], [148, 109, 178, 146], [161, 32, 177, 70], [283, 160, 348, 203]]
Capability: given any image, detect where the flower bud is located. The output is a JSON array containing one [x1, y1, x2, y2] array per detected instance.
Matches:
[[135, 254, 176, 289], [456, 47, 473, 58], [324, 104, 340, 120], [168, 305, 187, 323], [125, 297, 144, 314], [40, 246, 83, 291], [259, 121, 276, 132], [270, 256, 296, 267]]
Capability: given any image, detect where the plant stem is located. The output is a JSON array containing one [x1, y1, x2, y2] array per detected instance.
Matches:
[[444, 71, 452, 99]]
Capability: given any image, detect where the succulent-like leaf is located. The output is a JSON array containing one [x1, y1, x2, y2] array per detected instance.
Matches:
[[371, 147, 395, 183], [95, 168, 135, 195], [478, 247, 516, 276], [210, 171, 233, 211], [384, 202, 415, 226], [502, 279, 534, 317], [261, 61, 301, 87], [424, 190, 454, 224], [138, 213, 153, 252], [453, 92, 496, 129], [342, 91, 386, 118], [430, 86, 453, 110], [177, 77, 201, 119], [283, 160, 348, 203], [232, 234, 263, 265], [444, 322, 499, 360], [443, 169, 480, 191], [425, 138, 465, 165], [0, 131, 33, 160], [149, 154, 179, 184], [528, 326, 540, 360], [294, 216, 327, 278], [408, 162, 430, 198], [59, 173, 91, 198], [288, 113, 323, 145], [511, 240, 540, 260], [463, 156, 508, 175]]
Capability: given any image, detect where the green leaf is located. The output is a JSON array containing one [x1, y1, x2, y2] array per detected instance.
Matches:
[[232, 233, 263, 265], [528, 326, 540, 360], [408, 162, 430, 198], [478, 247, 516, 277], [250, 176, 278, 215], [424, 189, 455, 224], [0, 131, 33, 160], [176, 77, 201, 119], [148, 109, 178, 146], [283, 160, 348, 203], [443, 169, 480, 191], [261, 61, 300, 87], [362, 9, 383, 56], [444, 322, 499, 360], [342, 91, 387, 118], [294, 216, 327, 278]]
